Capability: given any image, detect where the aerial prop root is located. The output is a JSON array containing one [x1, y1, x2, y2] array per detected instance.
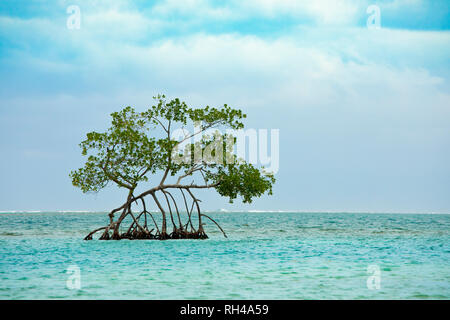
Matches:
[[83, 189, 226, 240]]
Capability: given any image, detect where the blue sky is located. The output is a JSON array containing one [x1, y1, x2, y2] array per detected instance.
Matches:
[[0, 0, 449, 212]]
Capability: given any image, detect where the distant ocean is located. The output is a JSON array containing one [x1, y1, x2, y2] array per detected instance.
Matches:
[[0, 211, 449, 299]]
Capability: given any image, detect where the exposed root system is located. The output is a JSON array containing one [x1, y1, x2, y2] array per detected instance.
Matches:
[[84, 188, 226, 240]]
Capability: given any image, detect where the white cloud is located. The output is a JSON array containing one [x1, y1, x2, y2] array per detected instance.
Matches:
[[83, 9, 164, 41], [235, 0, 363, 25], [1, 1, 449, 211], [1, 2, 449, 120], [151, 0, 234, 20]]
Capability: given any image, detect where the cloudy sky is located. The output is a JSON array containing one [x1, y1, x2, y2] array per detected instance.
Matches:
[[0, 0, 449, 212]]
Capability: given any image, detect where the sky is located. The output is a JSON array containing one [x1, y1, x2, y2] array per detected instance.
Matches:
[[0, 0, 449, 213]]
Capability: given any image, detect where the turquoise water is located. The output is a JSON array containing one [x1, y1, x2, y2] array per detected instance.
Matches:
[[0, 211, 449, 299]]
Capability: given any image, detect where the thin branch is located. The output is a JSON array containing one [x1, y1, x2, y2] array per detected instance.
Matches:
[[186, 188, 203, 231], [180, 189, 195, 231], [151, 116, 168, 133], [164, 190, 183, 230], [150, 191, 168, 235], [84, 226, 107, 240], [161, 190, 177, 230], [176, 164, 202, 184], [201, 214, 227, 238]]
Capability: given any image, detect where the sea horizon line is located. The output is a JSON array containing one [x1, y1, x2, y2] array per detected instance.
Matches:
[[0, 210, 449, 215]]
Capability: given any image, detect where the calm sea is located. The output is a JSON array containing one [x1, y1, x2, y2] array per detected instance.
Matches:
[[0, 211, 449, 299]]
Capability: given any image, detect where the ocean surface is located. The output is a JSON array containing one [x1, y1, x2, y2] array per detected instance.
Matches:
[[0, 211, 449, 299]]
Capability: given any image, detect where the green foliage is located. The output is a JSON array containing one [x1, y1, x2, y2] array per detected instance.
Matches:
[[71, 95, 275, 204], [141, 94, 246, 130], [207, 162, 275, 204], [70, 106, 159, 192]]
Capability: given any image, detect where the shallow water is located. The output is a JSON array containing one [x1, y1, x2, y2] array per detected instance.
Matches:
[[0, 211, 449, 299]]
